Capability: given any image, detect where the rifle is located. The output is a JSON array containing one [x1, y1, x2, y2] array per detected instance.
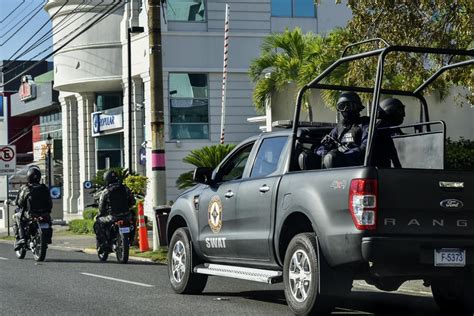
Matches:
[[321, 135, 351, 153]]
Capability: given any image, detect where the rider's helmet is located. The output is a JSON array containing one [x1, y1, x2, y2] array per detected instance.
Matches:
[[336, 92, 364, 113], [103, 170, 119, 186], [378, 98, 405, 126], [26, 166, 41, 184]]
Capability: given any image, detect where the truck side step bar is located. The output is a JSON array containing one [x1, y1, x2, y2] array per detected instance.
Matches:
[[194, 263, 283, 284]]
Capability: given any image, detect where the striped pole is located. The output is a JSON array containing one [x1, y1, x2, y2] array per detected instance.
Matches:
[[220, 3, 230, 144]]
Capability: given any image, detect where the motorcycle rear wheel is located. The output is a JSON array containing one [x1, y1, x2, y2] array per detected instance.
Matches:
[[115, 233, 129, 264], [32, 231, 47, 262]]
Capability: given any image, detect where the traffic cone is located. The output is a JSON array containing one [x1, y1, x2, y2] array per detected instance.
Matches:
[[137, 200, 150, 252]]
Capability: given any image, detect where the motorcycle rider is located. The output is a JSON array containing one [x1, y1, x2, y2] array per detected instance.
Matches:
[[372, 97, 406, 168], [13, 166, 52, 250], [315, 91, 369, 168], [93, 170, 135, 251]]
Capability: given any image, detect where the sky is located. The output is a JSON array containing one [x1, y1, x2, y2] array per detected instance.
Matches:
[[0, 0, 53, 61]]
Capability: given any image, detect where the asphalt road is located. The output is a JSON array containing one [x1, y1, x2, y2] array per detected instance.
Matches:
[[0, 243, 443, 316]]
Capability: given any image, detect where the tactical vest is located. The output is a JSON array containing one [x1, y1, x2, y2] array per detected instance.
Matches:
[[336, 123, 363, 148], [26, 184, 51, 215], [106, 183, 130, 215]]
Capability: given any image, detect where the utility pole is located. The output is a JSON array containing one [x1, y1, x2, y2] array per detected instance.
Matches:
[[148, 0, 166, 249]]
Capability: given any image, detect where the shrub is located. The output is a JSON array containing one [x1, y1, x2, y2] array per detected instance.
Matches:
[[93, 167, 134, 187], [69, 219, 95, 234], [83, 208, 99, 220], [445, 137, 474, 171], [123, 175, 148, 196]]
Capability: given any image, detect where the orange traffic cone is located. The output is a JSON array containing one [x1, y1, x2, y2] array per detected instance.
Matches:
[[137, 201, 150, 252]]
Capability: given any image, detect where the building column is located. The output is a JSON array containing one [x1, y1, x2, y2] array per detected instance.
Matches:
[[77, 93, 96, 211], [60, 94, 80, 216], [132, 77, 145, 175]]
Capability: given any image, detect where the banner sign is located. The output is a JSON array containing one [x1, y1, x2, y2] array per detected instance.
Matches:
[[91, 110, 123, 137], [33, 141, 53, 162]]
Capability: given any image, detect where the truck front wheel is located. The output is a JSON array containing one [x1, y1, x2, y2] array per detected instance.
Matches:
[[168, 228, 208, 294], [283, 233, 333, 315]]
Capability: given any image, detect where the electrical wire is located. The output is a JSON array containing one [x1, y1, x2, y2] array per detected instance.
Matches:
[[0, 0, 26, 24], [2, 0, 97, 66], [0, 0, 46, 43], [3, 0, 71, 63], [2, 0, 110, 76]]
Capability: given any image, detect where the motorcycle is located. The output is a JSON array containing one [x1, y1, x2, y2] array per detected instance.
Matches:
[[97, 216, 135, 264], [13, 210, 53, 262]]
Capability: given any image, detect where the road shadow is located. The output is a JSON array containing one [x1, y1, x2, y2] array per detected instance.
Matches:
[[201, 289, 444, 315]]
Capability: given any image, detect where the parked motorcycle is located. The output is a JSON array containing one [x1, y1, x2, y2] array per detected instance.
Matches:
[[14, 211, 53, 262]]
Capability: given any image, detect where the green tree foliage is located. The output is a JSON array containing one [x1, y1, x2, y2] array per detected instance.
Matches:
[[93, 167, 134, 187], [123, 175, 148, 196], [341, 0, 473, 104], [176, 144, 236, 190], [446, 137, 474, 171]]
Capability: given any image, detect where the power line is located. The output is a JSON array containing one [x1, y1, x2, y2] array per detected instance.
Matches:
[[1, 0, 124, 88], [3, 0, 71, 63], [0, 1, 47, 45], [5, 0, 101, 65], [2, 0, 111, 76], [0, 0, 26, 24], [0, 0, 46, 41]]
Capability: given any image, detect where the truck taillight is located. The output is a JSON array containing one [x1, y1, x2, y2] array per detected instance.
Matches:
[[349, 179, 378, 230]]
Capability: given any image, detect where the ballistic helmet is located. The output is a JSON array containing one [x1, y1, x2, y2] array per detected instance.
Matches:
[[27, 166, 41, 184], [103, 170, 119, 186], [378, 98, 405, 126], [336, 92, 364, 113]]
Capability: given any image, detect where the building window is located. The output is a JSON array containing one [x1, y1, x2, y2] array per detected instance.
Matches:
[[272, 0, 316, 17], [96, 133, 123, 169], [169, 73, 209, 140], [96, 93, 122, 111], [167, 0, 206, 22]]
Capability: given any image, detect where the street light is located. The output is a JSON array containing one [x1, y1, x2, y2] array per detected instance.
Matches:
[[128, 26, 145, 173], [46, 133, 53, 189]]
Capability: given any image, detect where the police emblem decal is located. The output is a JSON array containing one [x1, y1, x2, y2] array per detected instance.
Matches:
[[208, 196, 223, 233]]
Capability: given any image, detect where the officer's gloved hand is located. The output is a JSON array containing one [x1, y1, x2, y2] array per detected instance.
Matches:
[[337, 144, 350, 153]]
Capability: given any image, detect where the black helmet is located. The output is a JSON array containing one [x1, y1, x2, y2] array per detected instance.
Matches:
[[378, 98, 405, 126], [336, 92, 364, 113], [103, 170, 119, 186], [26, 166, 41, 184]]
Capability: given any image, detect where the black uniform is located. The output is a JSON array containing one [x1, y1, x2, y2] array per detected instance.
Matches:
[[93, 182, 135, 248], [14, 183, 52, 241]]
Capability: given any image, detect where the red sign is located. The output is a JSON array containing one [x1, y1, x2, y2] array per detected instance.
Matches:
[[19, 75, 36, 101]]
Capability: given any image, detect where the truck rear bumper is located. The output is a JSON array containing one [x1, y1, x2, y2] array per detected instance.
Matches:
[[362, 236, 474, 266]]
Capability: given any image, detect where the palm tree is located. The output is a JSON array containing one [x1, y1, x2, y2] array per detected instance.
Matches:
[[249, 28, 317, 121], [176, 144, 236, 190]]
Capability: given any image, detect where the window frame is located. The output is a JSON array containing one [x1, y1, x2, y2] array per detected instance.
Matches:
[[271, 0, 316, 18], [166, 0, 207, 23], [250, 136, 289, 179], [168, 72, 210, 140]]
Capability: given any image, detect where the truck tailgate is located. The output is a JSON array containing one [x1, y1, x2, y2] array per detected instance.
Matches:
[[377, 169, 474, 236]]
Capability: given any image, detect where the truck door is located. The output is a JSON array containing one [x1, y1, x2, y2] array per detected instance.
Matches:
[[197, 142, 255, 260], [233, 136, 288, 261]]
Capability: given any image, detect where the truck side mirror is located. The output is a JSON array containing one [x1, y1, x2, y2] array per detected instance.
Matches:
[[193, 167, 214, 185]]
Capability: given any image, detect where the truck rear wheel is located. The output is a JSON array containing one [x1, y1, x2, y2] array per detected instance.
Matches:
[[168, 228, 208, 294], [431, 275, 474, 314], [283, 233, 333, 315]]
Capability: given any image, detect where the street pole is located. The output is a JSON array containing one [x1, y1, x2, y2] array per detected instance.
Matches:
[[148, 0, 166, 249], [46, 134, 52, 189], [5, 175, 10, 237]]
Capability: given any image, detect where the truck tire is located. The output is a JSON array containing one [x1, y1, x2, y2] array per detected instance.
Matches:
[[283, 233, 333, 315], [432, 276, 474, 314], [168, 228, 208, 294]]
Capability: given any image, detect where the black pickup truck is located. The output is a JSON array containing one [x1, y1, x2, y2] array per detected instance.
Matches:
[[166, 43, 474, 315]]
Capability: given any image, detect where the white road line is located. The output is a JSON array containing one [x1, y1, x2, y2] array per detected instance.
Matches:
[[0, 257, 9, 260], [80, 272, 154, 288]]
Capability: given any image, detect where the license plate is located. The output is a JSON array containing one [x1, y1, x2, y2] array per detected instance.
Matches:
[[39, 223, 50, 229], [434, 248, 466, 267], [119, 227, 130, 234]]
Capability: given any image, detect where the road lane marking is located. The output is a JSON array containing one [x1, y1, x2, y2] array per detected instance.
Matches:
[[81, 272, 154, 288], [0, 257, 9, 260]]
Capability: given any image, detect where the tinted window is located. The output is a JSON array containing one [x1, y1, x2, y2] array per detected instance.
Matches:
[[272, 0, 315, 17], [167, 0, 206, 21], [220, 143, 254, 182], [251, 137, 287, 178], [272, 0, 291, 16]]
